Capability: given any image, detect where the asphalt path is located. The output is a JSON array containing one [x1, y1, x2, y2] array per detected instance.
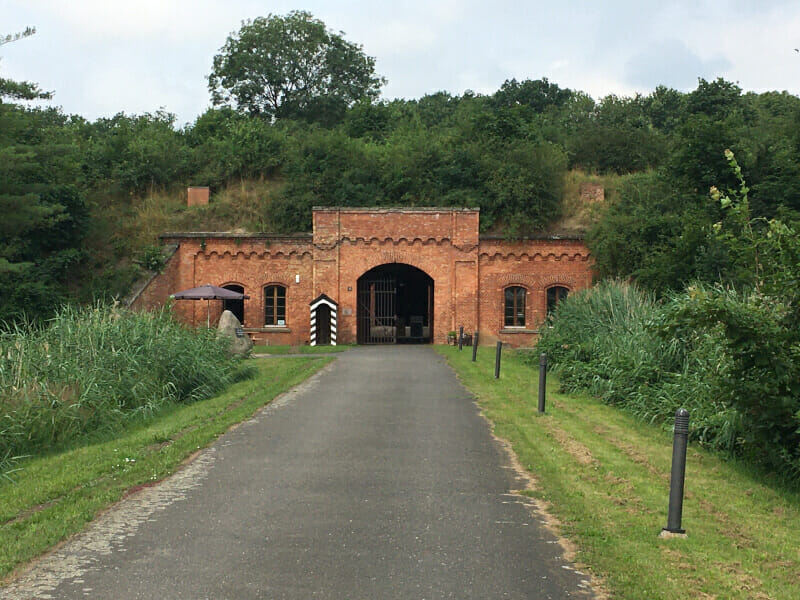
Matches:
[[2, 346, 595, 599]]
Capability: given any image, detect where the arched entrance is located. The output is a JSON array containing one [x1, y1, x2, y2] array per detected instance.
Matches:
[[222, 284, 245, 324], [357, 264, 434, 344]]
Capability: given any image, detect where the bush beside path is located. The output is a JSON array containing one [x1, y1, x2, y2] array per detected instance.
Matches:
[[439, 345, 800, 600]]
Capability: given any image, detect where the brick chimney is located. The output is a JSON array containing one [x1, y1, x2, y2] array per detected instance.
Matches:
[[579, 183, 604, 204], [187, 186, 210, 207]]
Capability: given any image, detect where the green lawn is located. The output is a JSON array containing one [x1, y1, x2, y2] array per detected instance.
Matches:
[[252, 344, 352, 355], [438, 345, 800, 600], [0, 356, 332, 581]]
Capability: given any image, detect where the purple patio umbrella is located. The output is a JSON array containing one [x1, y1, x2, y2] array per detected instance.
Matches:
[[170, 284, 250, 327]]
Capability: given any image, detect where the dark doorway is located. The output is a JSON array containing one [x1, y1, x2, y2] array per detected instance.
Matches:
[[357, 264, 433, 344], [222, 284, 245, 324], [316, 304, 332, 345]]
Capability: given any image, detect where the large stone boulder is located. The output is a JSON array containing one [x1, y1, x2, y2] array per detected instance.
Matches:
[[217, 310, 253, 356]]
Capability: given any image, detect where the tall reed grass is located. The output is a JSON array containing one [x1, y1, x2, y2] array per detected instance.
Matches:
[[533, 280, 740, 453], [0, 305, 245, 475]]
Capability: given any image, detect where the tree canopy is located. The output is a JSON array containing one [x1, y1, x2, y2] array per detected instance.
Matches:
[[0, 29, 87, 321], [208, 11, 384, 124], [4, 15, 800, 325]]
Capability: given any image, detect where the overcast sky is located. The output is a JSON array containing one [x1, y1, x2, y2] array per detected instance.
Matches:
[[4, 1, 800, 125]]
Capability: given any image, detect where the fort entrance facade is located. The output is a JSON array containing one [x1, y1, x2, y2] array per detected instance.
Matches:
[[132, 207, 593, 347], [356, 263, 433, 344]]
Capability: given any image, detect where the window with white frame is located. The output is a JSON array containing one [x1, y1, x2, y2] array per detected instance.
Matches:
[[264, 285, 286, 326]]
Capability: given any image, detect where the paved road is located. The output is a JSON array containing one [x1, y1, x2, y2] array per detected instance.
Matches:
[[3, 346, 594, 599]]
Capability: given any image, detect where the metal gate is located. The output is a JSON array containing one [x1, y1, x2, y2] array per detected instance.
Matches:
[[357, 278, 396, 344]]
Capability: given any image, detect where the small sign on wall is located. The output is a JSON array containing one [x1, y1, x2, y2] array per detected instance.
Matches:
[[342, 308, 352, 316]]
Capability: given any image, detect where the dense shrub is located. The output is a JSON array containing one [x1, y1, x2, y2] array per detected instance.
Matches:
[[533, 281, 750, 465], [0, 305, 247, 465], [656, 284, 800, 479], [536, 279, 800, 482]]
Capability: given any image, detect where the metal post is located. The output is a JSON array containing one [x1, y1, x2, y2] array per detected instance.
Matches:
[[494, 341, 502, 379], [458, 326, 464, 351], [663, 408, 690, 535], [538, 353, 547, 414], [471, 331, 479, 362]]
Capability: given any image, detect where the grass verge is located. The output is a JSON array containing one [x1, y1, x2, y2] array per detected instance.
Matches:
[[438, 345, 800, 600], [252, 344, 351, 355], [0, 356, 331, 581]]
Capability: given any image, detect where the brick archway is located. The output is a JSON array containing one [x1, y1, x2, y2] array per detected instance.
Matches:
[[356, 263, 434, 344], [145, 208, 593, 347]]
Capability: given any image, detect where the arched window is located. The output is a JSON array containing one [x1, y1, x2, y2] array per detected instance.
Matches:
[[264, 285, 286, 326], [504, 286, 526, 327], [547, 286, 569, 316]]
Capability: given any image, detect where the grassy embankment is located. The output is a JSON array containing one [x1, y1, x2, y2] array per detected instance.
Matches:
[[0, 356, 331, 581], [438, 345, 800, 600], [84, 169, 615, 302]]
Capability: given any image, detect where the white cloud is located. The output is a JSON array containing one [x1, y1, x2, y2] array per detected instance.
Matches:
[[4, 0, 800, 122], [31, 0, 245, 42], [624, 38, 731, 91]]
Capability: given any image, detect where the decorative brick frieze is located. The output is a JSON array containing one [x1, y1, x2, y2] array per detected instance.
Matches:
[[132, 208, 593, 347]]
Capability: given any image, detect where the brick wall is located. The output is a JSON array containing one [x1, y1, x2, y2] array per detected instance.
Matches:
[[187, 187, 210, 206], [150, 234, 314, 345], [135, 209, 594, 348], [128, 246, 180, 312], [579, 182, 604, 204], [477, 238, 593, 346], [312, 208, 480, 344]]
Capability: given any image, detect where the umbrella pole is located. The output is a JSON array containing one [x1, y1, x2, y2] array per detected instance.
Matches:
[[207, 299, 210, 328]]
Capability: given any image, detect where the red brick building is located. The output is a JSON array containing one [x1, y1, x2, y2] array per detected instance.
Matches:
[[131, 207, 593, 347]]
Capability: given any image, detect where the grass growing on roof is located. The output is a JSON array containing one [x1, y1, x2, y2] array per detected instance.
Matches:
[[438, 344, 800, 600]]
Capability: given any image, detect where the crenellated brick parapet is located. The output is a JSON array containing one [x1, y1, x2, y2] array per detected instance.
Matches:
[[477, 236, 593, 346], [132, 209, 593, 347]]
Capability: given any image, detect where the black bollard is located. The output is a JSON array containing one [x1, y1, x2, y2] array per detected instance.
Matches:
[[494, 341, 502, 379], [663, 408, 690, 535], [472, 331, 479, 362], [538, 353, 547, 414], [458, 326, 464, 351]]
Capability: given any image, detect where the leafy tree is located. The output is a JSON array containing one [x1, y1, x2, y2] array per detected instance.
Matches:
[[686, 78, 748, 121], [586, 169, 734, 293], [271, 126, 385, 231], [208, 11, 384, 124], [0, 27, 52, 104], [641, 85, 686, 134], [0, 29, 87, 320], [739, 91, 800, 218], [490, 78, 572, 112], [480, 140, 566, 232], [185, 108, 288, 187], [658, 152, 800, 477], [414, 91, 463, 127], [568, 122, 665, 174], [568, 94, 668, 174], [343, 99, 393, 141], [78, 111, 188, 194]]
